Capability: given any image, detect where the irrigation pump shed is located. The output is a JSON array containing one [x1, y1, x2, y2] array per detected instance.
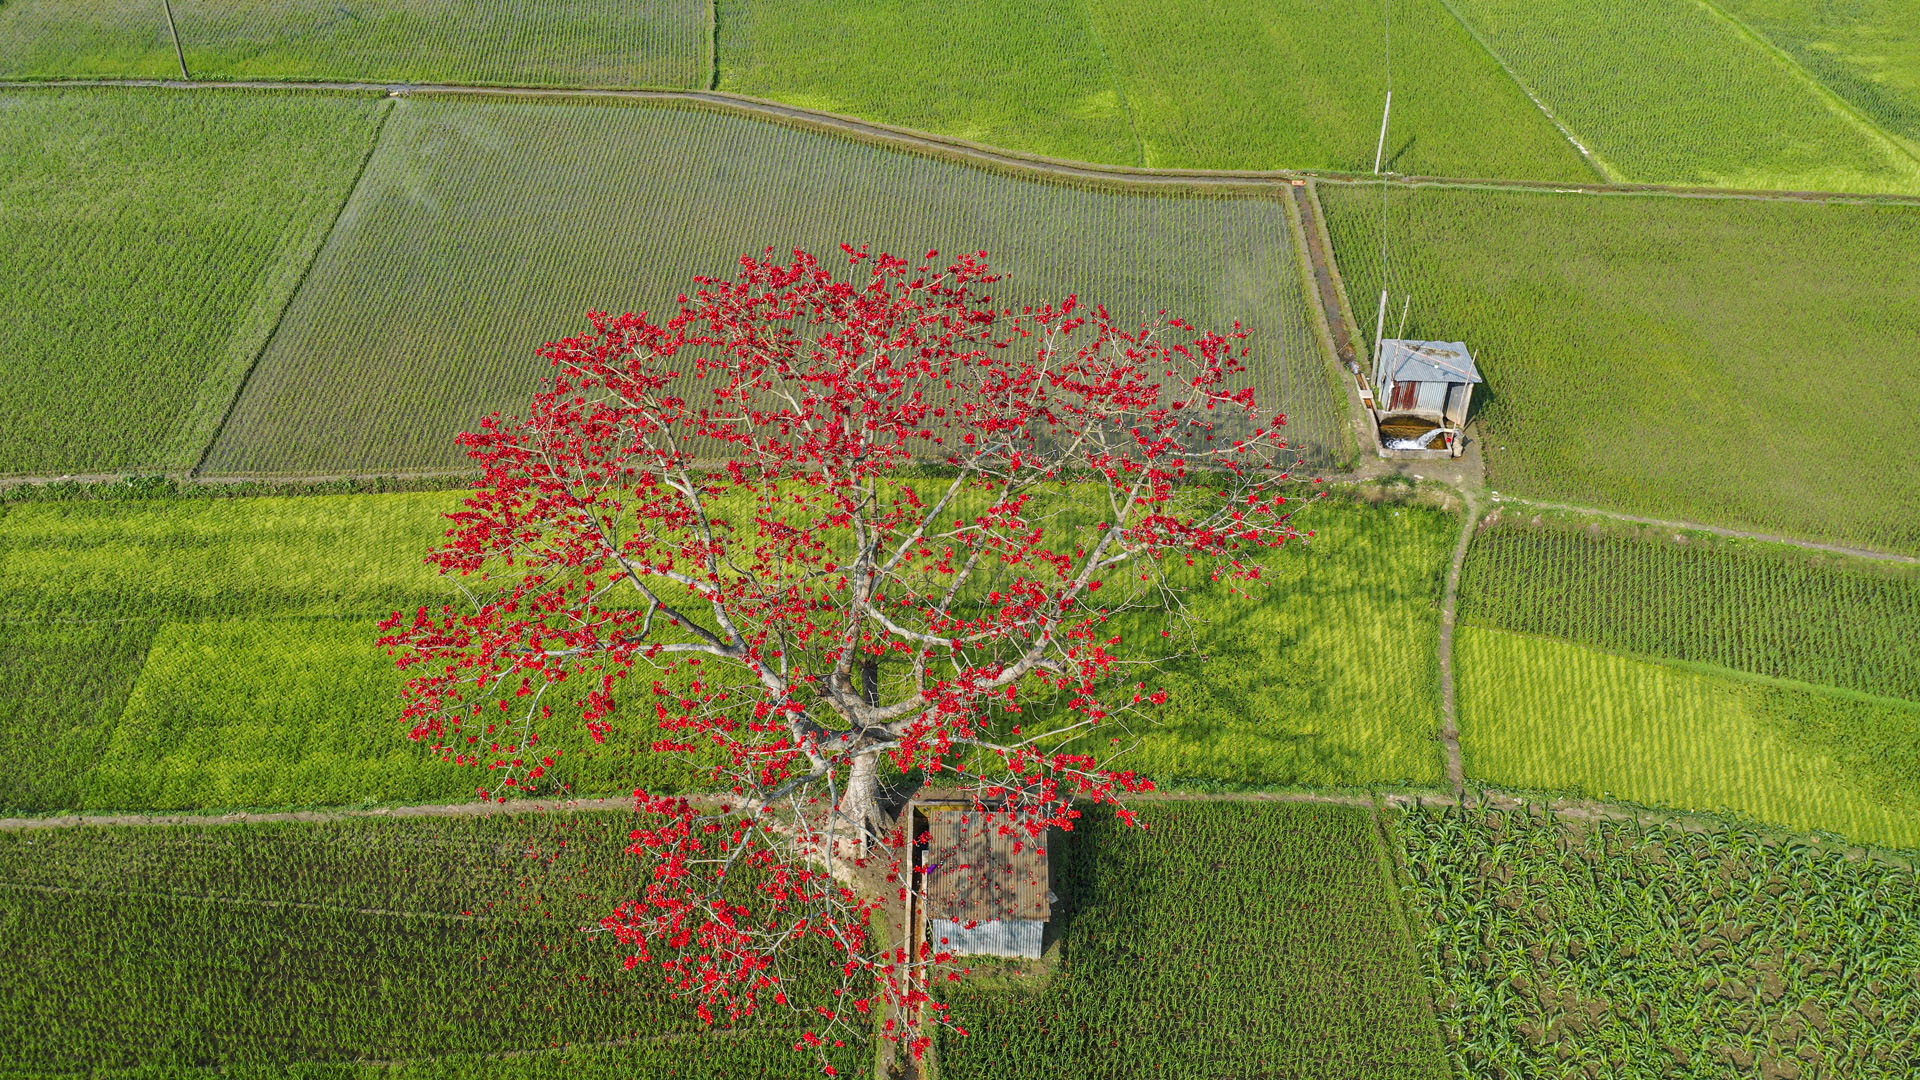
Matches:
[[915, 806, 1053, 959], [1372, 339, 1482, 457]]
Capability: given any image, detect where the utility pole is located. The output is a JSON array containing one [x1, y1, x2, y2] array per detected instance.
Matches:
[[162, 0, 189, 80]]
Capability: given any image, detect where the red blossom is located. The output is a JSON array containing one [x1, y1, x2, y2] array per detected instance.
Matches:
[[381, 246, 1308, 1071]]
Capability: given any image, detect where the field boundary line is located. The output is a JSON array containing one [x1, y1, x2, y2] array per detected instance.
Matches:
[[6, 79, 1920, 206], [8, 787, 1909, 865], [1436, 492, 1477, 797], [1488, 495, 1920, 564], [189, 95, 399, 478], [1428, 0, 1615, 183], [1690, 0, 1920, 173], [1290, 181, 1370, 466]]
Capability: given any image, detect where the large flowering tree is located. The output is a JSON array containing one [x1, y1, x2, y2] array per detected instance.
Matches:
[[382, 246, 1310, 1069]]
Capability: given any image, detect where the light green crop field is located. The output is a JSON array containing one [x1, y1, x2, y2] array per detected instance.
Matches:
[[0, 0, 710, 87], [1322, 183, 1920, 554], [0, 490, 713, 813], [0, 814, 856, 1078], [1398, 805, 1920, 1077], [1721, 0, 1920, 147], [1446, 0, 1920, 191], [1461, 521, 1920, 702], [716, 0, 1139, 165], [0, 88, 385, 476], [1456, 626, 1920, 850], [1084, 0, 1594, 179], [202, 97, 1343, 477], [943, 802, 1448, 1079], [1110, 495, 1454, 789], [0, 489, 1443, 813]]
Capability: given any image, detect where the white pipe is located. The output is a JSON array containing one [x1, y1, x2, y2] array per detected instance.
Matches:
[[1372, 289, 1390, 389], [1373, 90, 1393, 174]]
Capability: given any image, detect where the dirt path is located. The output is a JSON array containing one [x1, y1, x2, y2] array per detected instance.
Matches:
[[1435, 491, 1479, 797], [6, 77, 1920, 206]]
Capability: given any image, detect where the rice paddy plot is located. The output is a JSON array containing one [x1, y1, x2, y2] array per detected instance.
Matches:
[[1462, 520, 1920, 702], [1719, 0, 1920, 148], [1321, 184, 1920, 554], [1107, 495, 1454, 789], [0, 491, 712, 813], [1397, 804, 1920, 1077], [1084, 0, 1595, 180], [201, 97, 1343, 476], [1444, 0, 1920, 191], [0, 0, 710, 87], [0, 0, 179, 78], [716, 0, 1138, 166], [0, 814, 856, 1078], [0, 87, 386, 476], [941, 801, 1449, 1079], [1455, 626, 1920, 850]]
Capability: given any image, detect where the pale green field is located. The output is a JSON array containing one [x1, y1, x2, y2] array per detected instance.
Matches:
[[0, 0, 710, 86], [1457, 626, 1920, 850], [1721, 0, 1920, 147], [717, 0, 1139, 165], [0, 88, 386, 476], [1447, 0, 1920, 191], [202, 97, 1342, 476], [1322, 184, 1920, 554], [1085, 0, 1595, 179]]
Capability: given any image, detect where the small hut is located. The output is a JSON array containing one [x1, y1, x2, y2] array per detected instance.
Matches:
[[917, 807, 1052, 959], [1372, 339, 1483, 456]]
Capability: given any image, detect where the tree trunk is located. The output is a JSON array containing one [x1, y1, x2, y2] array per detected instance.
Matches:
[[839, 749, 886, 842]]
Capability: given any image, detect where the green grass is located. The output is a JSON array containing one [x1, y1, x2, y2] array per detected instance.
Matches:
[[0, 814, 855, 1077], [1111, 495, 1454, 789], [941, 801, 1449, 1079], [1456, 626, 1920, 850], [1720, 0, 1920, 148], [1085, 0, 1595, 179], [1446, 0, 1920, 191], [1397, 804, 1920, 1077], [0, 88, 387, 476], [716, 0, 1139, 165], [201, 96, 1343, 476], [0, 0, 710, 87], [1461, 520, 1920, 702], [1322, 184, 1920, 553]]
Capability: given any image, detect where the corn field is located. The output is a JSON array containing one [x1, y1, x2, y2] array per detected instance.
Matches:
[[1397, 803, 1920, 1078]]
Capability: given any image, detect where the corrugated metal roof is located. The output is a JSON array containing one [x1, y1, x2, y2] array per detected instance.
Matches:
[[922, 809, 1051, 923], [1382, 339, 1482, 384], [931, 918, 1045, 958]]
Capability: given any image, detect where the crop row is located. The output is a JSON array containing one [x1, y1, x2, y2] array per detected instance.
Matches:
[[1396, 803, 1920, 1078], [940, 801, 1449, 1079], [1445, 0, 1920, 192], [1460, 522, 1920, 702], [1456, 626, 1920, 852], [0, 0, 709, 88], [0, 813, 858, 1076], [1321, 182, 1920, 553], [0, 88, 385, 476], [199, 95, 1344, 475]]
